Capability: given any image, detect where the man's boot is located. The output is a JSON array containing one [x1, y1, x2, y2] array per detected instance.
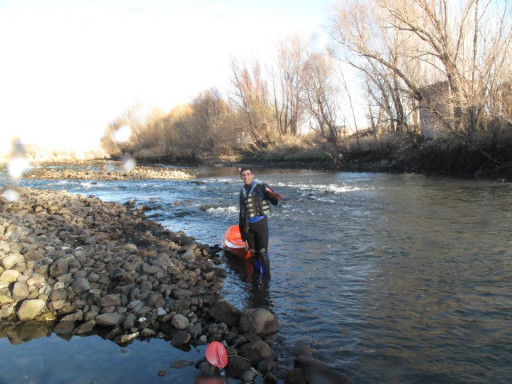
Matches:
[[258, 248, 270, 276]]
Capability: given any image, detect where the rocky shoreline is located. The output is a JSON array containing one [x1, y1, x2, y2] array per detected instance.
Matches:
[[22, 160, 195, 180], [0, 186, 351, 383]]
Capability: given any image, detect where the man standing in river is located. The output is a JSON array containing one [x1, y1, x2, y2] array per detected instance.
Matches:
[[239, 167, 282, 275]]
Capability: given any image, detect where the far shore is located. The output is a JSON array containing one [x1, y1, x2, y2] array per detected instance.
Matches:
[[2, 150, 509, 182]]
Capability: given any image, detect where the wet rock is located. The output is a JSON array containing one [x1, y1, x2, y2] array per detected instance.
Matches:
[[36, 312, 56, 322], [60, 310, 83, 322], [285, 368, 307, 384], [74, 320, 96, 335], [226, 355, 252, 379], [239, 308, 279, 337], [54, 321, 75, 336], [241, 369, 257, 382], [189, 322, 202, 340], [171, 330, 191, 347], [117, 331, 140, 345], [209, 300, 240, 327], [258, 358, 275, 375], [239, 339, 275, 365], [292, 344, 314, 359], [263, 372, 278, 384]]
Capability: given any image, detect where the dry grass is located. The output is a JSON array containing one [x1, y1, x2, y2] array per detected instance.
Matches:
[[261, 133, 330, 162]]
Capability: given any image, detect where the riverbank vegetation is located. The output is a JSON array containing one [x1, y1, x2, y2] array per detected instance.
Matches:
[[100, 0, 512, 179]]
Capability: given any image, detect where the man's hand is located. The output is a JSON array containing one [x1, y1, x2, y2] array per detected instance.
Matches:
[[265, 187, 283, 200]]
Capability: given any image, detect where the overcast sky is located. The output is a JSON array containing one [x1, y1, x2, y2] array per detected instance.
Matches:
[[0, 0, 335, 153]]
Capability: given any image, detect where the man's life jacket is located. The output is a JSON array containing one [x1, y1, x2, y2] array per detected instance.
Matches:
[[240, 181, 271, 219]]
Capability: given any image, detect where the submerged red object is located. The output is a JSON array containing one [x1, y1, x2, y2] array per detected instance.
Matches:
[[205, 341, 228, 368], [222, 225, 252, 259]]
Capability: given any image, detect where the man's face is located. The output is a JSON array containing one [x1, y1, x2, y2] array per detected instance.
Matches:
[[240, 169, 254, 186]]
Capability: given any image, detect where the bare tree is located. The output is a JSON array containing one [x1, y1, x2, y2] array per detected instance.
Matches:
[[302, 52, 343, 146], [229, 57, 273, 146], [331, 0, 512, 143], [272, 36, 308, 136]]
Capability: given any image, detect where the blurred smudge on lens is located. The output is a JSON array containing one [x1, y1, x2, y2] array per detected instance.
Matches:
[[121, 153, 136, 172], [2, 188, 19, 202]]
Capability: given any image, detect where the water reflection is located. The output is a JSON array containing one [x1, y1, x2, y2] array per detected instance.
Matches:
[[0, 322, 208, 384], [0, 321, 53, 345], [222, 252, 273, 311]]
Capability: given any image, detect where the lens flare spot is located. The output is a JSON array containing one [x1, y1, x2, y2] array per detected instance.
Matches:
[[113, 125, 131, 143], [8, 157, 31, 180], [3, 189, 19, 202], [121, 154, 136, 172]]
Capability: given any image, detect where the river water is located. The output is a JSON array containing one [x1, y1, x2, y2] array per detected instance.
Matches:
[[3, 166, 512, 383]]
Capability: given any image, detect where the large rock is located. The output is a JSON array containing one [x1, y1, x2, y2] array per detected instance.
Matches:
[[55, 321, 76, 336], [95, 313, 123, 327], [226, 356, 252, 379], [18, 299, 47, 321], [239, 340, 275, 365], [209, 300, 240, 327], [239, 308, 279, 337], [171, 330, 191, 347], [1, 253, 24, 270], [171, 314, 190, 330]]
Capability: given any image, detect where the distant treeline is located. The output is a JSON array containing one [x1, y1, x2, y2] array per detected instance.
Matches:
[[101, 0, 512, 173]]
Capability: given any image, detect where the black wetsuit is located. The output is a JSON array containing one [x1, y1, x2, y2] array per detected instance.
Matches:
[[239, 180, 279, 273]]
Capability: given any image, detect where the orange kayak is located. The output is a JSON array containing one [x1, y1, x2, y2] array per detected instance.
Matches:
[[222, 225, 252, 259]]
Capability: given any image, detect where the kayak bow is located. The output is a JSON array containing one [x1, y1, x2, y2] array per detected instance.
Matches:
[[222, 225, 252, 259]]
